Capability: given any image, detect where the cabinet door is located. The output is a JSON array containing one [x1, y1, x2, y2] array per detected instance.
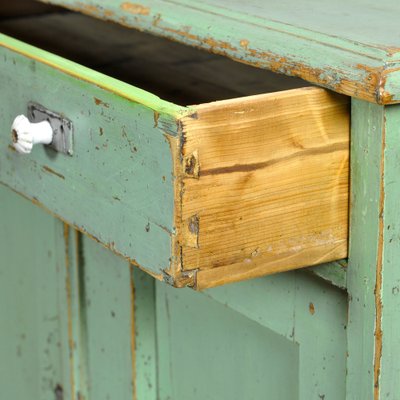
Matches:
[[156, 271, 348, 400], [0, 184, 71, 399], [0, 183, 347, 400], [0, 184, 157, 400]]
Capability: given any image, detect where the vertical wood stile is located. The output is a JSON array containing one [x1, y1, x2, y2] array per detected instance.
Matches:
[[347, 101, 400, 399]]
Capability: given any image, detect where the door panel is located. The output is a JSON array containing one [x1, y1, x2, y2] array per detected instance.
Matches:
[[156, 271, 348, 400], [0, 184, 158, 400], [0, 184, 71, 399], [0, 181, 347, 399], [77, 234, 135, 400]]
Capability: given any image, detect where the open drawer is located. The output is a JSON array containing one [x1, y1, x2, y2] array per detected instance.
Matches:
[[0, 11, 349, 289]]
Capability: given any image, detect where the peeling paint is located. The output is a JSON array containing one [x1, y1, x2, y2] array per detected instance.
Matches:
[[240, 39, 249, 50], [183, 150, 199, 178], [121, 2, 151, 16], [153, 111, 159, 128], [94, 97, 110, 108], [162, 269, 197, 288], [152, 17, 237, 53], [373, 117, 386, 400]]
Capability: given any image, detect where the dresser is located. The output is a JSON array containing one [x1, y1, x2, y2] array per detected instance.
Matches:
[[0, 1, 397, 399]]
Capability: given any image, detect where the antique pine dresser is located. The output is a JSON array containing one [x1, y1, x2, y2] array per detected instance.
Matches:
[[0, 1, 398, 399]]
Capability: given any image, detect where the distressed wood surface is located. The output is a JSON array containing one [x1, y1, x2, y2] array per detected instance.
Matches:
[[0, 182, 347, 399], [308, 260, 347, 290], [0, 184, 72, 399], [0, 22, 349, 288], [347, 101, 400, 399], [0, 11, 308, 105], [0, 188, 158, 399], [76, 234, 136, 400], [0, 33, 187, 278], [132, 267, 158, 400], [37, 0, 400, 104], [61, 228, 158, 400], [0, 32, 348, 289], [178, 88, 349, 289], [157, 269, 347, 399]]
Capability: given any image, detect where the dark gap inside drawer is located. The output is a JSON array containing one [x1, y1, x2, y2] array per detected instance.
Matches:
[[0, 4, 310, 105]]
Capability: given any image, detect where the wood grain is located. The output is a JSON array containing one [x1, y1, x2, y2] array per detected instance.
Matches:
[[177, 88, 349, 289]]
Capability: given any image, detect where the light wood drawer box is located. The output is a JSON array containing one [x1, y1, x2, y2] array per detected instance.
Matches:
[[0, 12, 349, 289]]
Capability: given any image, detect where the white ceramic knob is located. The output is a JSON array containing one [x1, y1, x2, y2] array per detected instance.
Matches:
[[11, 115, 53, 154]]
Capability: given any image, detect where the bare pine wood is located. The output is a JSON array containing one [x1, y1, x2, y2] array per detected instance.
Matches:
[[174, 88, 349, 289]]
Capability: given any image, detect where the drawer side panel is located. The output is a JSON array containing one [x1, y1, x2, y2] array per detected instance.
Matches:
[[179, 88, 350, 289]]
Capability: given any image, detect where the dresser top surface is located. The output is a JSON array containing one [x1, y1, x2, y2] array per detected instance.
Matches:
[[199, 0, 400, 48], [37, 0, 400, 103]]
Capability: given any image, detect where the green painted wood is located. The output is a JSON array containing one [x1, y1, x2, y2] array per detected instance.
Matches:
[[77, 234, 136, 400], [0, 184, 72, 399], [157, 270, 347, 400], [0, 12, 308, 106], [308, 260, 347, 290], [64, 227, 90, 400], [40, 0, 400, 104], [132, 267, 158, 400], [346, 100, 384, 399], [0, 34, 186, 116], [378, 105, 400, 399], [0, 34, 190, 276], [71, 234, 158, 400], [347, 101, 400, 399]]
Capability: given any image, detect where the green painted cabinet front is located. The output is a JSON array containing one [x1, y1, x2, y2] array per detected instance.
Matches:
[[4, 1, 400, 399], [0, 185, 71, 399], [0, 185, 348, 399]]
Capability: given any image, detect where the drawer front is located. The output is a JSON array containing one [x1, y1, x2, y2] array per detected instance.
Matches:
[[0, 34, 187, 278], [0, 34, 349, 289]]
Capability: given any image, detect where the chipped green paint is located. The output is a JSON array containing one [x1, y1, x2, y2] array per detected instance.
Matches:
[[347, 101, 400, 399], [77, 234, 136, 400], [132, 267, 158, 400], [0, 35, 186, 276], [0, 34, 189, 116], [0, 189, 159, 399], [39, 0, 400, 104], [0, 184, 72, 399]]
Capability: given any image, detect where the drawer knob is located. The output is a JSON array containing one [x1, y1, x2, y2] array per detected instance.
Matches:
[[11, 115, 53, 154]]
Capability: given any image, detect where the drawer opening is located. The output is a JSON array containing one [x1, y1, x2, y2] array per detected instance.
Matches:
[[0, 5, 310, 105], [0, 3, 349, 289]]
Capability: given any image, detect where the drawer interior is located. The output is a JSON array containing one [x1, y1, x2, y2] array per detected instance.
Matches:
[[0, 5, 309, 105]]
